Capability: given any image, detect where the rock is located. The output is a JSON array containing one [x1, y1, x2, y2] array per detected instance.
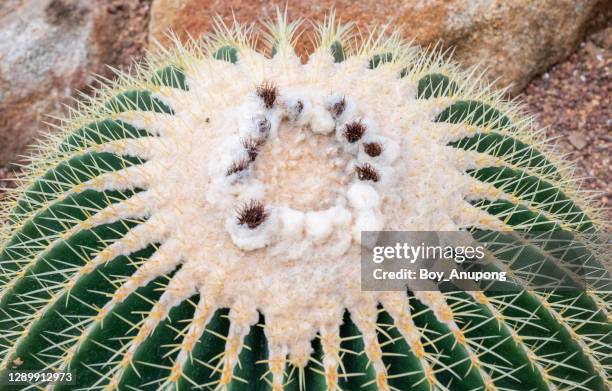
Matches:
[[148, 0, 611, 96], [592, 26, 612, 51], [0, 0, 152, 167], [568, 132, 588, 150], [2, 0, 609, 168]]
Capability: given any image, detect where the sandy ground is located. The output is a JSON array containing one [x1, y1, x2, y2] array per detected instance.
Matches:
[[1, 28, 610, 218]]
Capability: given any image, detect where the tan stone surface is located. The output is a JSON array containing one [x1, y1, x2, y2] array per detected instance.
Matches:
[[149, 0, 611, 95], [0, 0, 152, 166], [0, 0, 609, 169]]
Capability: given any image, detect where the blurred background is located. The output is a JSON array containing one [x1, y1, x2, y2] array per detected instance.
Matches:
[[0, 0, 610, 211]]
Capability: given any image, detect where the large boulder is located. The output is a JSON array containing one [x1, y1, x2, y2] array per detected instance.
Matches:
[[149, 0, 610, 95], [1, 0, 609, 168], [0, 0, 151, 167]]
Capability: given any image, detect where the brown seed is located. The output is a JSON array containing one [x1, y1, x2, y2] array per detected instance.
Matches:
[[355, 163, 379, 182], [363, 142, 383, 157], [226, 159, 250, 176], [344, 121, 366, 143], [236, 200, 268, 229], [330, 97, 346, 118], [256, 81, 278, 109]]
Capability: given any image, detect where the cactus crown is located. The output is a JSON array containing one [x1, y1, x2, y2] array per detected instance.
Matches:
[[0, 11, 610, 391]]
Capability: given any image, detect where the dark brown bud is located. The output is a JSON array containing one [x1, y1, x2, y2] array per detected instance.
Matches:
[[363, 142, 383, 157], [236, 200, 268, 229], [242, 137, 264, 161], [226, 159, 250, 176], [256, 81, 278, 109], [344, 121, 366, 143], [355, 163, 379, 182]]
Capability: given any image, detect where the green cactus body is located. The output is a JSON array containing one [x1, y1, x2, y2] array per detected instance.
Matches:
[[0, 13, 610, 391]]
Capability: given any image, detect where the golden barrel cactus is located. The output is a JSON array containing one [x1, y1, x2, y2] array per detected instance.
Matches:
[[0, 12, 610, 391]]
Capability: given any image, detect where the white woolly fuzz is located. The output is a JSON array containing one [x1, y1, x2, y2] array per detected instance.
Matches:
[[305, 210, 335, 243], [310, 104, 336, 135], [352, 209, 385, 242], [347, 182, 380, 210], [358, 135, 400, 165], [282, 90, 312, 125], [277, 206, 305, 239], [303, 205, 350, 242]]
